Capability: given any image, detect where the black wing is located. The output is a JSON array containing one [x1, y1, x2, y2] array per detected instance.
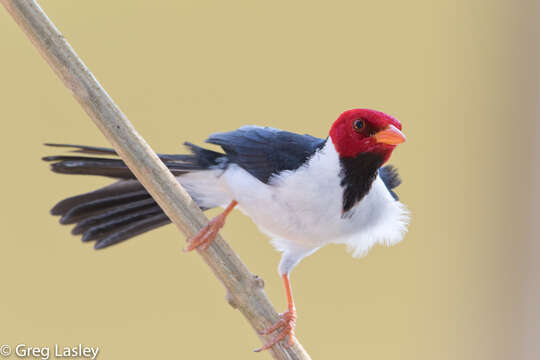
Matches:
[[379, 165, 402, 201], [206, 126, 327, 183]]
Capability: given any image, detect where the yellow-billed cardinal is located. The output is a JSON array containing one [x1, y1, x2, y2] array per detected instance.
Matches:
[[43, 108, 409, 351]]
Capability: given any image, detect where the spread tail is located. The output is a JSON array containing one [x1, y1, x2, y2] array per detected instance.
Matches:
[[43, 143, 224, 249]]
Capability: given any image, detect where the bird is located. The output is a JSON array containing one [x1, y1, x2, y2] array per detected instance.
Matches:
[[43, 108, 410, 351]]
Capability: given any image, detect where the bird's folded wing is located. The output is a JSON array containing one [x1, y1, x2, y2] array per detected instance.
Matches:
[[206, 126, 327, 184]]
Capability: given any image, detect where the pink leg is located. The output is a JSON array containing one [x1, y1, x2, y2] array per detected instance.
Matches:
[[254, 273, 297, 352], [184, 200, 237, 252]]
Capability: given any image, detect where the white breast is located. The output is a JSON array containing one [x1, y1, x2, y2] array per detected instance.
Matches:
[[219, 141, 409, 259]]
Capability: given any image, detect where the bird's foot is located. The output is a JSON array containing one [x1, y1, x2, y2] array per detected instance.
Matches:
[[184, 213, 226, 252], [184, 200, 237, 252], [254, 309, 297, 352]]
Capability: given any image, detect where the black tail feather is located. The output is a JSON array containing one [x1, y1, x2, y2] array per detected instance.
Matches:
[[48, 180, 170, 248], [43, 143, 224, 179], [71, 198, 157, 235], [94, 213, 171, 249], [81, 205, 164, 242], [44, 156, 137, 179], [59, 191, 150, 224], [44, 143, 119, 156], [51, 180, 145, 216], [44, 142, 225, 249], [42, 155, 190, 179]]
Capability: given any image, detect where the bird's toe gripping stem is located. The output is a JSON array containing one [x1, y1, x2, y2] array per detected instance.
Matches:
[[254, 309, 297, 352], [184, 200, 237, 252]]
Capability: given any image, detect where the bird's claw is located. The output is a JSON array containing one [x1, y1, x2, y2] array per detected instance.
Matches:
[[254, 309, 297, 352], [184, 214, 225, 252]]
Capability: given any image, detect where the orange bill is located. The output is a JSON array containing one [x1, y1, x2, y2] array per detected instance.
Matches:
[[373, 124, 406, 145]]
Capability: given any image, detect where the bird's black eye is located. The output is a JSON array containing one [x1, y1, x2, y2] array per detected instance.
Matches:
[[353, 119, 365, 132]]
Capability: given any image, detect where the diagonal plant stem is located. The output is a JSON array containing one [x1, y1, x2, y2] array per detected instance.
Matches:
[[0, 1, 311, 359]]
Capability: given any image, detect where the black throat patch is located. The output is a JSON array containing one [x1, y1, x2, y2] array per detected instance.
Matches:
[[339, 152, 384, 215]]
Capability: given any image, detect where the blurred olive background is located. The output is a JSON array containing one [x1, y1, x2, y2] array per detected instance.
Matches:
[[1, 1, 538, 359]]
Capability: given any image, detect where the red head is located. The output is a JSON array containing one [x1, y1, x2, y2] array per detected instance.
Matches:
[[329, 109, 405, 163]]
